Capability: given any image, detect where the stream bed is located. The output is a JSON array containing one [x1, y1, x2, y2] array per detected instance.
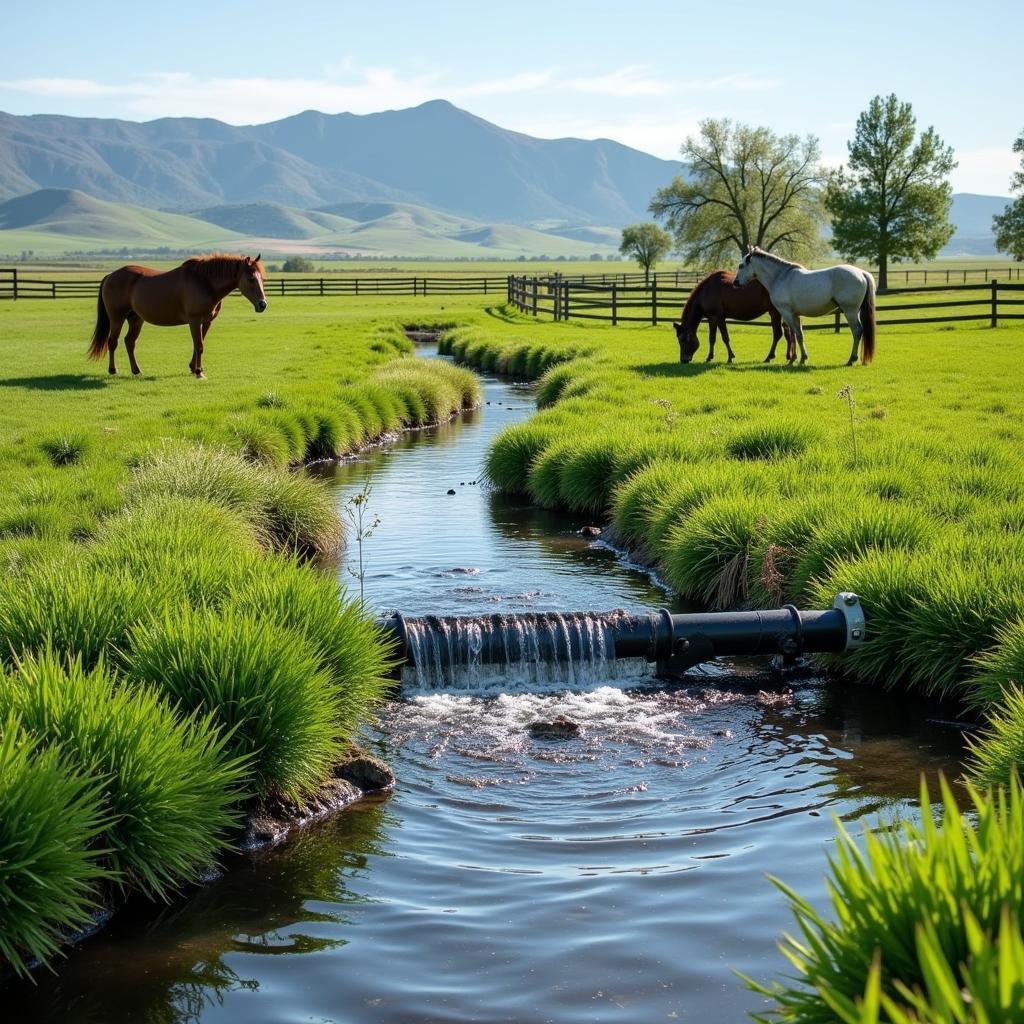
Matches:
[[8, 348, 965, 1024]]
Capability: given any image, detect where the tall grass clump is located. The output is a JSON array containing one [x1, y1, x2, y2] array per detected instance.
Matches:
[[558, 440, 624, 515], [123, 448, 343, 557], [0, 714, 110, 978], [91, 495, 263, 606], [968, 618, 1024, 709], [1, 651, 246, 899], [228, 414, 291, 468], [527, 441, 578, 509], [228, 559, 395, 736], [486, 424, 555, 495], [124, 609, 341, 799], [611, 461, 688, 550], [39, 429, 91, 468], [788, 502, 934, 603], [726, 421, 817, 461], [902, 557, 1024, 699], [663, 494, 773, 608], [965, 686, 1024, 788], [809, 549, 931, 688], [747, 778, 1024, 1024], [0, 561, 146, 669]]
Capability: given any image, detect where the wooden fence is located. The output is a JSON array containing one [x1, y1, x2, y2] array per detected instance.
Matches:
[[2, 265, 1022, 301], [507, 275, 1024, 330], [0, 271, 510, 301]]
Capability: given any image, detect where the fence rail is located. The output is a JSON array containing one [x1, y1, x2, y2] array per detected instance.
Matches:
[[506, 275, 1024, 330], [2, 264, 1023, 301]]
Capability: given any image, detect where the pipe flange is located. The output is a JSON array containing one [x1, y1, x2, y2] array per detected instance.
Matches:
[[833, 592, 866, 650]]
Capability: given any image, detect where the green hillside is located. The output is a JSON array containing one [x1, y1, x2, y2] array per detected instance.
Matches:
[[0, 189, 243, 254], [0, 190, 619, 259]]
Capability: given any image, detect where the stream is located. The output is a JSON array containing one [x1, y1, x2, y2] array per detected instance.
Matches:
[[7, 346, 966, 1024]]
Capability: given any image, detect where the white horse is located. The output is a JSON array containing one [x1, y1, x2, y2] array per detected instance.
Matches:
[[733, 246, 876, 365]]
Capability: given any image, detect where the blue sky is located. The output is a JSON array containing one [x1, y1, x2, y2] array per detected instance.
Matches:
[[1, 0, 1018, 194]]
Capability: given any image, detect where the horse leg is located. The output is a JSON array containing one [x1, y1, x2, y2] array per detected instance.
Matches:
[[842, 305, 863, 366], [782, 312, 806, 364], [106, 315, 125, 375], [706, 322, 717, 361], [765, 314, 782, 363], [188, 319, 205, 378], [719, 320, 735, 362], [124, 313, 144, 376]]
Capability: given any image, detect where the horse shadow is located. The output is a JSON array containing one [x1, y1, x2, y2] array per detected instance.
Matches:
[[0, 373, 108, 391], [634, 360, 848, 377]]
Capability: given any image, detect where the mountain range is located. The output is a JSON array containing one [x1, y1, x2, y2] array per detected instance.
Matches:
[[0, 101, 1012, 257]]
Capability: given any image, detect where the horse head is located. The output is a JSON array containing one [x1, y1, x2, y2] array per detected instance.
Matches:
[[238, 254, 268, 313], [673, 321, 700, 363], [733, 246, 758, 288]]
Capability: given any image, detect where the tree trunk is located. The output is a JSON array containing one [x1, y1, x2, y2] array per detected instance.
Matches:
[[878, 231, 888, 291]]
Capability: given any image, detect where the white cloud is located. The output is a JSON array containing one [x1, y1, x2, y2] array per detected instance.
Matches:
[[566, 66, 672, 97]]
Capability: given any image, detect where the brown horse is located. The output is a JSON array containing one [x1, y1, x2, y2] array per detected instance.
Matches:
[[673, 270, 796, 365], [88, 254, 268, 378]]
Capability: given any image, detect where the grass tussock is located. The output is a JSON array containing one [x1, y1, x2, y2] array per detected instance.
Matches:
[[747, 777, 1024, 1024], [123, 608, 342, 800], [0, 714, 110, 978], [1, 650, 246, 898]]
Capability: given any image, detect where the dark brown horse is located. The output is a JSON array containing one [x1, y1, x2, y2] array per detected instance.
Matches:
[[673, 270, 796, 365], [88, 254, 268, 378]]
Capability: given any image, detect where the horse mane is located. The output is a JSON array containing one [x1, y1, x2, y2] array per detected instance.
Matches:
[[681, 271, 724, 325], [748, 247, 805, 270], [183, 253, 265, 287]]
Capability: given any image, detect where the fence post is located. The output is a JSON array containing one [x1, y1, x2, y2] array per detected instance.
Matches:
[[563, 280, 570, 321], [52, 281, 56, 299], [991, 279, 998, 328], [319, 278, 324, 296], [532, 277, 538, 316], [834, 308, 841, 333], [651, 275, 658, 326], [612, 283, 618, 327], [484, 278, 488, 295], [413, 277, 418, 297], [422, 278, 427, 297], [12, 268, 17, 301]]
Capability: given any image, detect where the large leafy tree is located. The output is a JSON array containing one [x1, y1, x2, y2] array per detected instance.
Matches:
[[825, 94, 956, 289], [650, 119, 826, 269], [993, 129, 1024, 260], [619, 223, 673, 282]]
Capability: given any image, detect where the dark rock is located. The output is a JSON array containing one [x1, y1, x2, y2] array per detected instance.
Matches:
[[528, 715, 582, 739], [712, 729, 733, 739], [241, 777, 362, 850], [447, 488, 456, 495], [580, 526, 602, 537], [334, 749, 396, 792]]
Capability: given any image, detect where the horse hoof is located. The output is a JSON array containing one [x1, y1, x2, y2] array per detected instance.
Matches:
[[132, 368, 142, 376], [108, 368, 117, 376], [763, 356, 774, 363], [727, 356, 735, 363]]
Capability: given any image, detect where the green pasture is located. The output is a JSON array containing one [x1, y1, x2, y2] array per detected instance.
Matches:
[[0, 293, 483, 977], [435, 301, 1024, 1020]]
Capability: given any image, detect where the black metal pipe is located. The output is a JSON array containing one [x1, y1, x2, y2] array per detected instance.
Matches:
[[377, 593, 865, 678]]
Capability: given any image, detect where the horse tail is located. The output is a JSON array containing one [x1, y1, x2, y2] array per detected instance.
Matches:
[[859, 272, 876, 365], [88, 277, 110, 360]]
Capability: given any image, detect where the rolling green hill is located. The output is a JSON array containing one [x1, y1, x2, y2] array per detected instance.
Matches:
[[0, 190, 619, 259], [0, 189, 244, 254]]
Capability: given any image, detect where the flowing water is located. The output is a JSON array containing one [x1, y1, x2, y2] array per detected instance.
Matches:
[[8, 346, 967, 1024]]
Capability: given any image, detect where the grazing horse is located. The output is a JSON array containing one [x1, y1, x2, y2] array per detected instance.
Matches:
[[733, 246, 876, 366], [673, 270, 796, 364], [88, 254, 268, 378]]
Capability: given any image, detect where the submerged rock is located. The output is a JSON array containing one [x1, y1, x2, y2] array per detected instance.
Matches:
[[334, 749, 395, 792], [446, 488, 456, 495], [528, 715, 582, 739], [579, 526, 603, 538]]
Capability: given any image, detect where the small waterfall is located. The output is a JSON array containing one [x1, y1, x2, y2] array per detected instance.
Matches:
[[398, 611, 654, 691]]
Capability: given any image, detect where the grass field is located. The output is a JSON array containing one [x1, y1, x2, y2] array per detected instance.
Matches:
[[2, 288, 1024, 1012], [0, 293, 483, 976]]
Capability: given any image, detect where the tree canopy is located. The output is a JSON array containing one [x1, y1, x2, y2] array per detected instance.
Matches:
[[825, 94, 956, 289], [650, 119, 826, 270], [993, 129, 1024, 261], [619, 223, 673, 281]]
